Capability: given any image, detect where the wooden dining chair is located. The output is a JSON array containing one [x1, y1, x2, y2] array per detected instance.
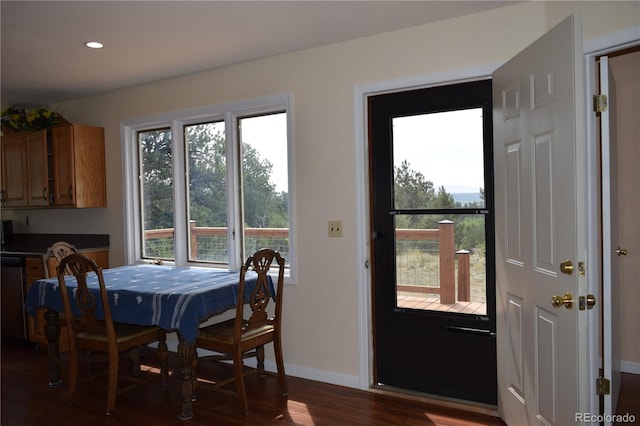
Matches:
[[35, 242, 79, 349], [56, 253, 168, 416], [195, 248, 287, 414], [44, 241, 79, 277]]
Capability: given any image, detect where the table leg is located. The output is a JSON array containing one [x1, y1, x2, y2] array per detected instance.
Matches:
[[43, 309, 62, 388], [177, 335, 195, 420]]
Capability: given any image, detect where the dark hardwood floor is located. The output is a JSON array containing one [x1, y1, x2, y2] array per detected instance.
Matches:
[[616, 372, 640, 425], [4, 339, 638, 425], [1, 339, 506, 426]]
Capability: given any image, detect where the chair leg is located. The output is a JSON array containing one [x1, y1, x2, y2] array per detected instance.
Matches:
[[274, 336, 288, 396], [129, 346, 141, 376], [158, 331, 169, 391], [106, 351, 119, 415], [67, 348, 79, 406], [256, 345, 265, 376], [86, 350, 96, 377], [233, 348, 249, 415]]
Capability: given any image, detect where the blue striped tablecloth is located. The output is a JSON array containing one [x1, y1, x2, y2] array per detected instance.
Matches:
[[24, 264, 271, 343]]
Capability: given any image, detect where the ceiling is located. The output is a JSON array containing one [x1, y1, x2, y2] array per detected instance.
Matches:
[[1, 1, 517, 107]]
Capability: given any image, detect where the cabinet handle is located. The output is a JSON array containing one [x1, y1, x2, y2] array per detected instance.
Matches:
[[1, 189, 5, 203], [67, 185, 73, 199], [42, 188, 47, 201]]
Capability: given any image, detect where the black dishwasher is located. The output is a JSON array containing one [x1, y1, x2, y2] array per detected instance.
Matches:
[[1, 255, 28, 340]]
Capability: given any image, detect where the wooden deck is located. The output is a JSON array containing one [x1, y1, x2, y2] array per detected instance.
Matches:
[[397, 292, 487, 315]]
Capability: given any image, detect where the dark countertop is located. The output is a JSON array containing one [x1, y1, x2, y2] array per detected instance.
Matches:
[[1, 233, 109, 257]]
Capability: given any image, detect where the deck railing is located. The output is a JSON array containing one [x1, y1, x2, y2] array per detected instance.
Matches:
[[144, 220, 472, 304], [144, 223, 290, 264], [395, 220, 471, 304]]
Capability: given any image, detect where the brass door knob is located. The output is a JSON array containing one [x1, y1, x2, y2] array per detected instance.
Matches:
[[560, 260, 573, 275], [551, 293, 574, 309]]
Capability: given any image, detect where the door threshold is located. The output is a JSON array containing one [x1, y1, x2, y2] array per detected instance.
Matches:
[[370, 384, 499, 417]]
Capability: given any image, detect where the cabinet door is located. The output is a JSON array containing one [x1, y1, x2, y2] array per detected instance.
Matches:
[[1, 134, 29, 207], [82, 249, 109, 269], [50, 126, 75, 206], [69, 125, 106, 208], [26, 130, 49, 206], [50, 124, 106, 208]]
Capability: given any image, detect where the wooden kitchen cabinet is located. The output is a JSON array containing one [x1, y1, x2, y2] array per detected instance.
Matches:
[[50, 124, 106, 208], [0, 124, 106, 208], [25, 249, 109, 351], [0, 133, 29, 207], [0, 130, 49, 207], [26, 130, 49, 207]]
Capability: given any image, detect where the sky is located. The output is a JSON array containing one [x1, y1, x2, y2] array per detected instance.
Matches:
[[392, 108, 485, 194], [240, 108, 485, 195], [239, 112, 288, 192]]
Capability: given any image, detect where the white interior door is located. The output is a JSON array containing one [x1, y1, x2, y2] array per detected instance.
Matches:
[[600, 55, 621, 425], [493, 15, 590, 425]]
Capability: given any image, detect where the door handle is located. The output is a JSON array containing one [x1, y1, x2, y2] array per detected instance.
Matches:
[[560, 260, 573, 275], [616, 247, 628, 256], [551, 293, 574, 309], [444, 325, 496, 337]]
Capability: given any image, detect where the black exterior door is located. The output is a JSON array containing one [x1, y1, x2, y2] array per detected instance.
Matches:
[[369, 79, 497, 404]]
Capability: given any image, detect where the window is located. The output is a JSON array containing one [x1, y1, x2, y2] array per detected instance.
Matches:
[[369, 79, 494, 316], [123, 94, 294, 276]]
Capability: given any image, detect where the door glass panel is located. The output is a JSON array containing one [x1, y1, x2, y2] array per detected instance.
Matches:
[[392, 107, 488, 316], [395, 213, 487, 315], [185, 121, 228, 264], [393, 109, 485, 210]]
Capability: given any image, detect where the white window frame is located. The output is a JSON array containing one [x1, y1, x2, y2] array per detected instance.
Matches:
[[121, 93, 296, 281]]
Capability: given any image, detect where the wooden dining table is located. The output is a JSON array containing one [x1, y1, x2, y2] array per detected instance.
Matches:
[[24, 263, 273, 420]]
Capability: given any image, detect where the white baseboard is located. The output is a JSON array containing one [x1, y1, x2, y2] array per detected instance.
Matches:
[[159, 339, 640, 387], [271, 361, 360, 389], [621, 360, 640, 375], [155, 340, 361, 389]]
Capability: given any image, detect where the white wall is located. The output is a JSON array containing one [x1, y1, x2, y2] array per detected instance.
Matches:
[[5, 1, 639, 386]]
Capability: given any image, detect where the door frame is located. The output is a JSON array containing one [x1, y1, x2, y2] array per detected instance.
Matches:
[[353, 23, 640, 404], [354, 63, 499, 391], [583, 25, 640, 417]]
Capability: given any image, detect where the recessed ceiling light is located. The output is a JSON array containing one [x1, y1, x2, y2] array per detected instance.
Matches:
[[85, 41, 104, 49]]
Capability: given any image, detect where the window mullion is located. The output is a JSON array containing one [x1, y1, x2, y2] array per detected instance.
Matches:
[[125, 126, 142, 264], [227, 112, 243, 271], [172, 120, 188, 265]]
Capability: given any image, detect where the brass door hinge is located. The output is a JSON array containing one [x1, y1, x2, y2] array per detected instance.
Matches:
[[596, 376, 611, 395], [593, 94, 608, 112]]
